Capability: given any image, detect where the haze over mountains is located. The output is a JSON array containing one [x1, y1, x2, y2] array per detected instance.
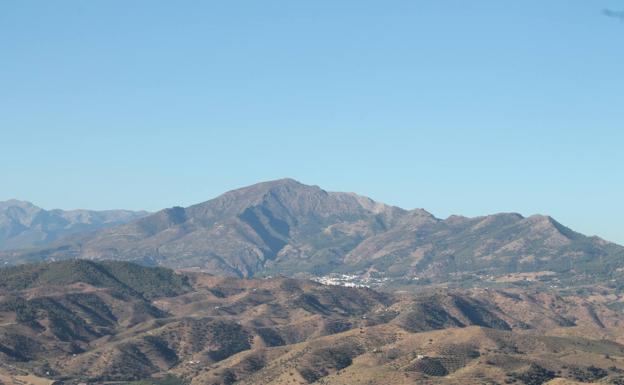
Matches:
[[3, 179, 623, 284], [0, 200, 148, 251]]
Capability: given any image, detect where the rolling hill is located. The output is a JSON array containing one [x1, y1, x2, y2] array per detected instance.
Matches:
[[1, 260, 624, 385]]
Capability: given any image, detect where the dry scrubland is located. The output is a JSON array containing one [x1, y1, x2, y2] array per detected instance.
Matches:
[[0, 261, 623, 385]]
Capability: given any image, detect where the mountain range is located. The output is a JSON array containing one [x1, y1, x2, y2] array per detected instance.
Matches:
[[1, 180, 623, 384], [2, 179, 623, 284], [0, 199, 148, 251]]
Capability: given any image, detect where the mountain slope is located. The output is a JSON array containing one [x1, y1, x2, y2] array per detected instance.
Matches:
[[9, 179, 407, 276], [1, 260, 624, 385], [3, 179, 623, 281], [0, 200, 148, 250], [0, 259, 191, 299], [344, 212, 624, 278], [0, 261, 189, 369]]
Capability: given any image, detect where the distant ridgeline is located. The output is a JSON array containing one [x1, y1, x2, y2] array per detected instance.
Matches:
[[1, 179, 623, 287], [0, 199, 148, 250]]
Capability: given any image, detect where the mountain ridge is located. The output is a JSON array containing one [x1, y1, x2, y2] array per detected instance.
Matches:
[[0, 199, 149, 251], [2, 179, 622, 283]]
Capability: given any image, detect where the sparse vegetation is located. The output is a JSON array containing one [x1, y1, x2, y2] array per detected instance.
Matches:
[[0, 260, 623, 384], [0, 260, 191, 299]]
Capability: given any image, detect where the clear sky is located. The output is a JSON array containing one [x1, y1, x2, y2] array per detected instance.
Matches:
[[1, 1, 623, 244]]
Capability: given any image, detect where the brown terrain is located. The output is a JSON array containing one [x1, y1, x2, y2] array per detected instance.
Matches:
[[2, 180, 624, 385], [1, 260, 624, 385]]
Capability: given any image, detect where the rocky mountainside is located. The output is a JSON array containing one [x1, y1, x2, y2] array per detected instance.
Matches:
[[0, 200, 148, 250], [1, 260, 623, 385], [4, 179, 623, 283]]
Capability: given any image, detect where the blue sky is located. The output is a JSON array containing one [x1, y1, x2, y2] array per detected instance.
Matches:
[[1, 1, 623, 244]]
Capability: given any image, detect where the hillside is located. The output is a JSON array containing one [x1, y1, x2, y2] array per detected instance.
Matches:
[[0, 200, 148, 250], [1, 260, 624, 385], [5, 179, 623, 285], [0, 260, 191, 299]]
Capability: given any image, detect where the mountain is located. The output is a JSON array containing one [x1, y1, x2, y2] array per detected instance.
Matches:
[[3, 179, 623, 283], [0, 199, 148, 250], [1, 260, 624, 385]]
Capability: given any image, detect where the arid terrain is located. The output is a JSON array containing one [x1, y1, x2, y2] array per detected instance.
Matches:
[[1, 260, 624, 385], [2, 180, 624, 384]]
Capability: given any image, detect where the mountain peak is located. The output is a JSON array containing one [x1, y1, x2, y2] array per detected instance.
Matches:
[[239, 178, 317, 196], [0, 201, 148, 251], [186, 178, 322, 219], [524, 214, 580, 241], [224, 178, 307, 195], [4, 180, 622, 281], [0, 199, 40, 211], [262, 177, 305, 187]]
